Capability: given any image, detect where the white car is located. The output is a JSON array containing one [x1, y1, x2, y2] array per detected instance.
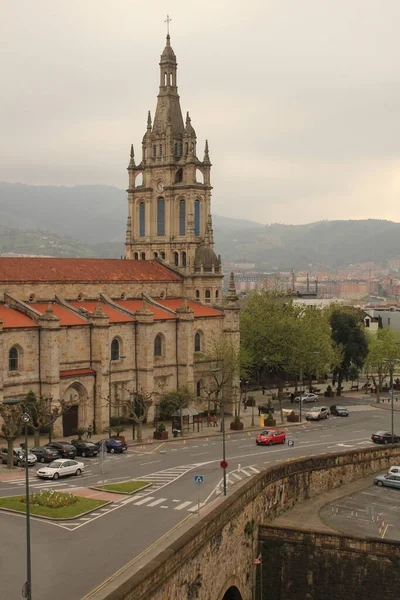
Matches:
[[305, 406, 329, 420], [36, 459, 84, 480], [388, 465, 400, 475], [294, 392, 318, 403]]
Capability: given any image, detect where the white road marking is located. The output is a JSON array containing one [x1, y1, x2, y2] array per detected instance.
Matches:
[[132, 496, 155, 505], [175, 501, 192, 510], [147, 498, 167, 507], [190, 452, 210, 456], [139, 460, 161, 466]]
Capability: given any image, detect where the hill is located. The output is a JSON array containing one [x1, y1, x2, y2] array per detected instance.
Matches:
[[1, 183, 400, 268]]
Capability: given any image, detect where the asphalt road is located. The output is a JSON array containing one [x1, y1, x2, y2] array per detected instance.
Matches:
[[0, 396, 398, 600]]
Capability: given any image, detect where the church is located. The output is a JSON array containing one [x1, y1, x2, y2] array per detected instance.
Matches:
[[0, 35, 240, 436]]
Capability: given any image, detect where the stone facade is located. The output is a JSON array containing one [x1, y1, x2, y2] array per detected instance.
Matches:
[[0, 36, 240, 435]]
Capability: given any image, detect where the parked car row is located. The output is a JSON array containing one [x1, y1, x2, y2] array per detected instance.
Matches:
[[0, 448, 37, 466]]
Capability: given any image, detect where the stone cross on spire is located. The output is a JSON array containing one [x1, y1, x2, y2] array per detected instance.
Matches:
[[164, 14, 172, 36]]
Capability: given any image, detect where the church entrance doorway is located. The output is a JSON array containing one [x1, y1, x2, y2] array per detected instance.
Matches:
[[63, 405, 78, 437], [221, 587, 243, 600]]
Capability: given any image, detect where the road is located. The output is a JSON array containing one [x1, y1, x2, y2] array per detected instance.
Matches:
[[0, 396, 397, 600]]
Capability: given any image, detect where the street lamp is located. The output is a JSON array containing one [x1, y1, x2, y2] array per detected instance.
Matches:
[[108, 354, 126, 438], [210, 367, 227, 496], [21, 410, 32, 600], [383, 357, 400, 442]]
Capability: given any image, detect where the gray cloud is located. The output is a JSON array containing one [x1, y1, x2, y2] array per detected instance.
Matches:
[[1, 0, 400, 224]]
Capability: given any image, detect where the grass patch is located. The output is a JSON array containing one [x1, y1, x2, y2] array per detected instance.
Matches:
[[0, 494, 107, 519], [97, 480, 150, 494]]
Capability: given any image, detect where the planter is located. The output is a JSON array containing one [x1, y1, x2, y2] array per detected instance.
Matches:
[[230, 421, 244, 430], [264, 419, 276, 427], [153, 431, 168, 440], [324, 391, 335, 398], [110, 435, 126, 443], [286, 414, 300, 423]]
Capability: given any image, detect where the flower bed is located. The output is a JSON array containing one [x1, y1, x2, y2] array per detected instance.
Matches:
[[0, 492, 107, 519]]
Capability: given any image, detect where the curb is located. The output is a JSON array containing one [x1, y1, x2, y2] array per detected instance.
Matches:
[[89, 482, 152, 496], [0, 498, 113, 521]]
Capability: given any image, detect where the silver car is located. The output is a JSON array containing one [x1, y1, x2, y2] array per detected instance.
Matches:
[[375, 474, 400, 489], [0, 447, 37, 467], [305, 406, 329, 421], [36, 459, 84, 480]]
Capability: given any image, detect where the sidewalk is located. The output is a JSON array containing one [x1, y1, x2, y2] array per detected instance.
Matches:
[[7, 385, 373, 452]]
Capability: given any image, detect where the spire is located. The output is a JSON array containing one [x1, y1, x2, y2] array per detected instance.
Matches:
[[226, 272, 239, 305], [128, 144, 135, 168], [147, 111, 152, 130], [153, 35, 184, 137], [203, 139, 210, 164]]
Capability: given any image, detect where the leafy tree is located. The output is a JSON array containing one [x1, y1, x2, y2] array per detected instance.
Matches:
[[120, 389, 155, 443], [330, 306, 368, 396], [0, 403, 23, 469], [365, 329, 400, 402]]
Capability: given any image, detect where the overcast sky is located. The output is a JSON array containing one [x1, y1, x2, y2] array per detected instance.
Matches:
[[1, 0, 400, 225]]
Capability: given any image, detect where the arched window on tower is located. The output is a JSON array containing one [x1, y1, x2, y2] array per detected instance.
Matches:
[[154, 334, 163, 357], [134, 252, 139, 260], [159, 144, 163, 157], [139, 202, 145, 237], [195, 289, 200, 300], [215, 290, 219, 300], [153, 145, 157, 157], [161, 251, 166, 259], [153, 252, 158, 258], [174, 252, 179, 266], [175, 169, 183, 183], [179, 199, 186, 235], [174, 143, 178, 156], [180, 143, 183, 156], [194, 200, 200, 236], [157, 197, 165, 236], [181, 252, 187, 267], [196, 380, 202, 397], [141, 252, 146, 260], [205, 289, 211, 303]]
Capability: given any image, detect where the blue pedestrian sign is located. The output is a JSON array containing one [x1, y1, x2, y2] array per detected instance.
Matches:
[[288, 440, 295, 448], [194, 475, 204, 484]]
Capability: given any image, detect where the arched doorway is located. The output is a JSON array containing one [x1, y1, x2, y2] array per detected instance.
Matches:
[[222, 587, 243, 600], [62, 382, 88, 437]]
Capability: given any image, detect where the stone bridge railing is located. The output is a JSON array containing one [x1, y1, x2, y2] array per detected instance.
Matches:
[[87, 446, 400, 600]]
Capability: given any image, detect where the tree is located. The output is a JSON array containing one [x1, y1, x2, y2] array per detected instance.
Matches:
[[122, 389, 155, 443], [330, 306, 369, 396], [159, 388, 195, 436], [201, 336, 241, 420], [0, 403, 23, 469], [24, 390, 79, 445], [365, 329, 400, 402]]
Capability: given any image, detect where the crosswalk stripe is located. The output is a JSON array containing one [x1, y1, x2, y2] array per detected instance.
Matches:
[[147, 498, 167, 507], [175, 501, 192, 510], [132, 496, 155, 505], [188, 502, 205, 512]]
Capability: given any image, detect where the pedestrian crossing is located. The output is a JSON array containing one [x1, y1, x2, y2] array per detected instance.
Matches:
[[133, 464, 200, 493], [119, 493, 205, 513], [215, 464, 260, 496]]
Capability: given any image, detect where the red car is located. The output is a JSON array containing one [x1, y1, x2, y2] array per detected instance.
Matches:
[[256, 429, 286, 446]]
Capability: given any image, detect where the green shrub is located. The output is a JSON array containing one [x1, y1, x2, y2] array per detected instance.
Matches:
[[21, 490, 78, 509], [157, 422, 166, 433]]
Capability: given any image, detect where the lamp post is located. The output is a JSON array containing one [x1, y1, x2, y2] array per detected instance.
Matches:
[[21, 410, 32, 600], [108, 354, 126, 438], [383, 357, 400, 442], [210, 367, 227, 496]]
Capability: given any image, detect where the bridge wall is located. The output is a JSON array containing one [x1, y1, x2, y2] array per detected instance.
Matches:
[[96, 446, 400, 600], [259, 525, 400, 600]]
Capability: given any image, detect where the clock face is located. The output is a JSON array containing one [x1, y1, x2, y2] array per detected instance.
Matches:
[[157, 182, 164, 193]]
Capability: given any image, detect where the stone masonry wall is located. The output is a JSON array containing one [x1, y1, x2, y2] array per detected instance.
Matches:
[[259, 526, 400, 600], [97, 446, 400, 600]]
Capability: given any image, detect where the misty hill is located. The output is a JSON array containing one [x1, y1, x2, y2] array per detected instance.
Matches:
[[1, 182, 400, 268]]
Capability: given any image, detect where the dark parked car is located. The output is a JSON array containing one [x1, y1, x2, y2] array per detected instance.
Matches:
[[44, 442, 77, 458], [72, 441, 99, 457], [30, 446, 60, 463], [371, 431, 400, 445], [96, 438, 127, 453], [0, 447, 37, 466], [330, 405, 349, 417]]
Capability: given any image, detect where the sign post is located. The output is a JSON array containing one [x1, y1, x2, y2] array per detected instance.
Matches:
[[194, 475, 204, 514], [288, 440, 295, 448]]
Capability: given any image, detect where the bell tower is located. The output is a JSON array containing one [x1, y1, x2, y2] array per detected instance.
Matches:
[[125, 33, 223, 304]]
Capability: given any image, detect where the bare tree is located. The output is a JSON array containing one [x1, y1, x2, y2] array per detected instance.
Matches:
[[159, 388, 196, 437], [121, 389, 155, 443], [0, 403, 23, 469], [24, 390, 84, 445]]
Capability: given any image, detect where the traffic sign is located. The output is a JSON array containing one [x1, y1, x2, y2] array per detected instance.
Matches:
[[194, 475, 204, 484], [288, 440, 295, 448], [220, 460, 228, 469]]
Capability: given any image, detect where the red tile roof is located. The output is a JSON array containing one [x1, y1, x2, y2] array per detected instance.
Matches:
[[68, 301, 134, 324], [157, 298, 224, 318], [60, 368, 96, 378], [0, 304, 38, 329], [116, 299, 176, 320], [30, 303, 88, 326], [0, 258, 182, 283]]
